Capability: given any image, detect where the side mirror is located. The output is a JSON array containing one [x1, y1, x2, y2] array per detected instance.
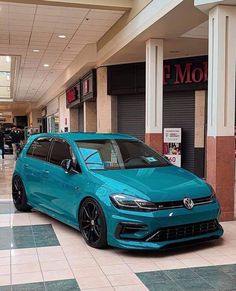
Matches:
[[61, 159, 74, 173]]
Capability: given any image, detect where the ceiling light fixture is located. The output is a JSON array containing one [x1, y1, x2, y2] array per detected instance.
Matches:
[[43, 64, 49, 67], [58, 35, 66, 39], [33, 49, 40, 53]]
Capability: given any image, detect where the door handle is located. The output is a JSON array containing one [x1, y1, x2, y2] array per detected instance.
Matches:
[[43, 170, 49, 175], [24, 164, 29, 168]]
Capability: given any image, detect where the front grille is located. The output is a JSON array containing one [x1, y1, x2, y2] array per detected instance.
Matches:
[[155, 195, 213, 210], [146, 220, 220, 242]]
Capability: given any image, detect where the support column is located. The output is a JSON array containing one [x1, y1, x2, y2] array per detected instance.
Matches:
[[70, 108, 78, 132], [207, 5, 236, 221], [97, 67, 117, 133], [145, 39, 163, 153], [84, 101, 97, 132]]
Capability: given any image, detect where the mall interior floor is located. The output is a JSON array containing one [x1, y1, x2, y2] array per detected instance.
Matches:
[[0, 156, 236, 291]]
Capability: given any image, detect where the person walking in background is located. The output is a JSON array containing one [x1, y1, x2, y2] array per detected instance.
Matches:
[[9, 127, 21, 159], [0, 127, 5, 160]]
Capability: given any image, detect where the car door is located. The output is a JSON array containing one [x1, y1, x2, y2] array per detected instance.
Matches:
[[23, 137, 52, 205], [44, 138, 84, 224]]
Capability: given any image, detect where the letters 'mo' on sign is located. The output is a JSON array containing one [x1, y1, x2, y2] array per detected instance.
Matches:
[[163, 56, 208, 91]]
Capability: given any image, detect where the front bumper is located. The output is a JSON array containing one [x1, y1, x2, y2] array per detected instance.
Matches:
[[106, 201, 223, 250]]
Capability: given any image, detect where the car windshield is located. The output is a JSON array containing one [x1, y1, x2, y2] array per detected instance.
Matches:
[[76, 139, 170, 170]]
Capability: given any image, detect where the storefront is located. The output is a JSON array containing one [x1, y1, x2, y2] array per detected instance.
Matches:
[[107, 56, 208, 177], [66, 70, 97, 132], [45, 98, 59, 133]]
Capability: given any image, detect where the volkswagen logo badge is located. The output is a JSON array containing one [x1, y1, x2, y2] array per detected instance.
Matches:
[[183, 198, 194, 210]]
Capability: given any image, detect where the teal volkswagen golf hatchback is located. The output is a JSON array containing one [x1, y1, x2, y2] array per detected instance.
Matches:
[[12, 133, 223, 249]]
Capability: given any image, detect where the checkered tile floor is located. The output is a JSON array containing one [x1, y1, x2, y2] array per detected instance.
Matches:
[[1, 156, 236, 290]]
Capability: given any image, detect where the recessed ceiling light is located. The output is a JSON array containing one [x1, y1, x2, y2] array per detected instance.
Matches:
[[43, 64, 49, 67], [33, 49, 40, 53], [58, 35, 66, 39]]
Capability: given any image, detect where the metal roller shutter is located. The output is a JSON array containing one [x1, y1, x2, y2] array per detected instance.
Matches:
[[163, 91, 195, 173], [78, 105, 84, 132], [117, 94, 145, 141]]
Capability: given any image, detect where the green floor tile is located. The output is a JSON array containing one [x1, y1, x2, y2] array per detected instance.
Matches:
[[191, 265, 226, 277], [3, 279, 80, 291], [206, 275, 236, 290], [45, 279, 80, 291], [146, 281, 183, 291], [136, 264, 236, 291], [164, 268, 199, 280], [0, 224, 59, 250], [12, 282, 45, 291], [175, 278, 216, 290], [137, 271, 172, 285]]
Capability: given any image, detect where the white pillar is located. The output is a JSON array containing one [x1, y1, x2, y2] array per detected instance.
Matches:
[[145, 39, 164, 152], [207, 5, 236, 221], [208, 5, 236, 137], [97, 67, 117, 133]]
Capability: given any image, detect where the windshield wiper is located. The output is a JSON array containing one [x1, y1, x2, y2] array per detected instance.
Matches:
[[85, 162, 104, 165], [84, 150, 99, 162]]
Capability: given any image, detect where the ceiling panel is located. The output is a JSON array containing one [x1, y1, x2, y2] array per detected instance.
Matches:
[[0, 1, 125, 101]]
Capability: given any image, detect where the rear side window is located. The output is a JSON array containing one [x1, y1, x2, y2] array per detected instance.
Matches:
[[27, 137, 52, 161], [49, 139, 72, 166]]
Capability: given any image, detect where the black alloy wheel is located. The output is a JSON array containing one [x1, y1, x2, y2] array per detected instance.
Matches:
[[79, 198, 107, 248], [12, 176, 32, 212]]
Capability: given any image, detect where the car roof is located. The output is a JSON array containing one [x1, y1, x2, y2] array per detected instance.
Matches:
[[29, 132, 137, 142]]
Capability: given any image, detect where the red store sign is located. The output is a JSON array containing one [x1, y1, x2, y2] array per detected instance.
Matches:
[[163, 56, 208, 91], [66, 87, 78, 104]]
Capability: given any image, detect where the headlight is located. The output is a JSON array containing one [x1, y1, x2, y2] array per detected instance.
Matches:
[[110, 194, 157, 211]]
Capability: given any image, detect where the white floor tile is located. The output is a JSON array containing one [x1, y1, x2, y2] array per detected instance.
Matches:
[[0, 250, 10, 258], [11, 262, 41, 274], [77, 275, 111, 289], [12, 271, 43, 285], [0, 274, 11, 286], [42, 268, 74, 281], [114, 285, 148, 291], [0, 256, 10, 266], [107, 273, 142, 287], [101, 264, 132, 275], [40, 259, 70, 272], [73, 266, 104, 278], [128, 262, 160, 273], [0, 265, 10, 275], [11, 254, 39, 265], [68, 256, 98, 268]]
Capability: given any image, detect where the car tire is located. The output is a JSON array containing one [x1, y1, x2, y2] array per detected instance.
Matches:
[[12, 176, 32, 212], [79, 197, 108, 249]]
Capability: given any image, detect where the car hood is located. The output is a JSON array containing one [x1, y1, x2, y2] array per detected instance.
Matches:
[[93, 166, 211, 202]]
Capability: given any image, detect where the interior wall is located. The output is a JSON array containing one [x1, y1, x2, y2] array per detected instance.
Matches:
[[59, 93, 70, 132]]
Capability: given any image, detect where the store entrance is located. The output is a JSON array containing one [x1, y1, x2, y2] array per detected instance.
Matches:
[[117, 94, 145, 141], [163, 91, 195, 173]]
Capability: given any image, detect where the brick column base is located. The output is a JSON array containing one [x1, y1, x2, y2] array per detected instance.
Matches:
[[145, 133, 163, 154], [207, 136, 235, 221]]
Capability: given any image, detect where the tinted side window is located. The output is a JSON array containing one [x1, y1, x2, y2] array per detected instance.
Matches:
[[49, 139, 72, 166], [27, 138, 51, 161]]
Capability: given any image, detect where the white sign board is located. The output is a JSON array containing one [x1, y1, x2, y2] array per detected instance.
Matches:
[[163, 128, 182, 167]]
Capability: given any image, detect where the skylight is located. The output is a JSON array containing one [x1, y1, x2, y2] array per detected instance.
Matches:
[[0, 56, 11, 100]]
